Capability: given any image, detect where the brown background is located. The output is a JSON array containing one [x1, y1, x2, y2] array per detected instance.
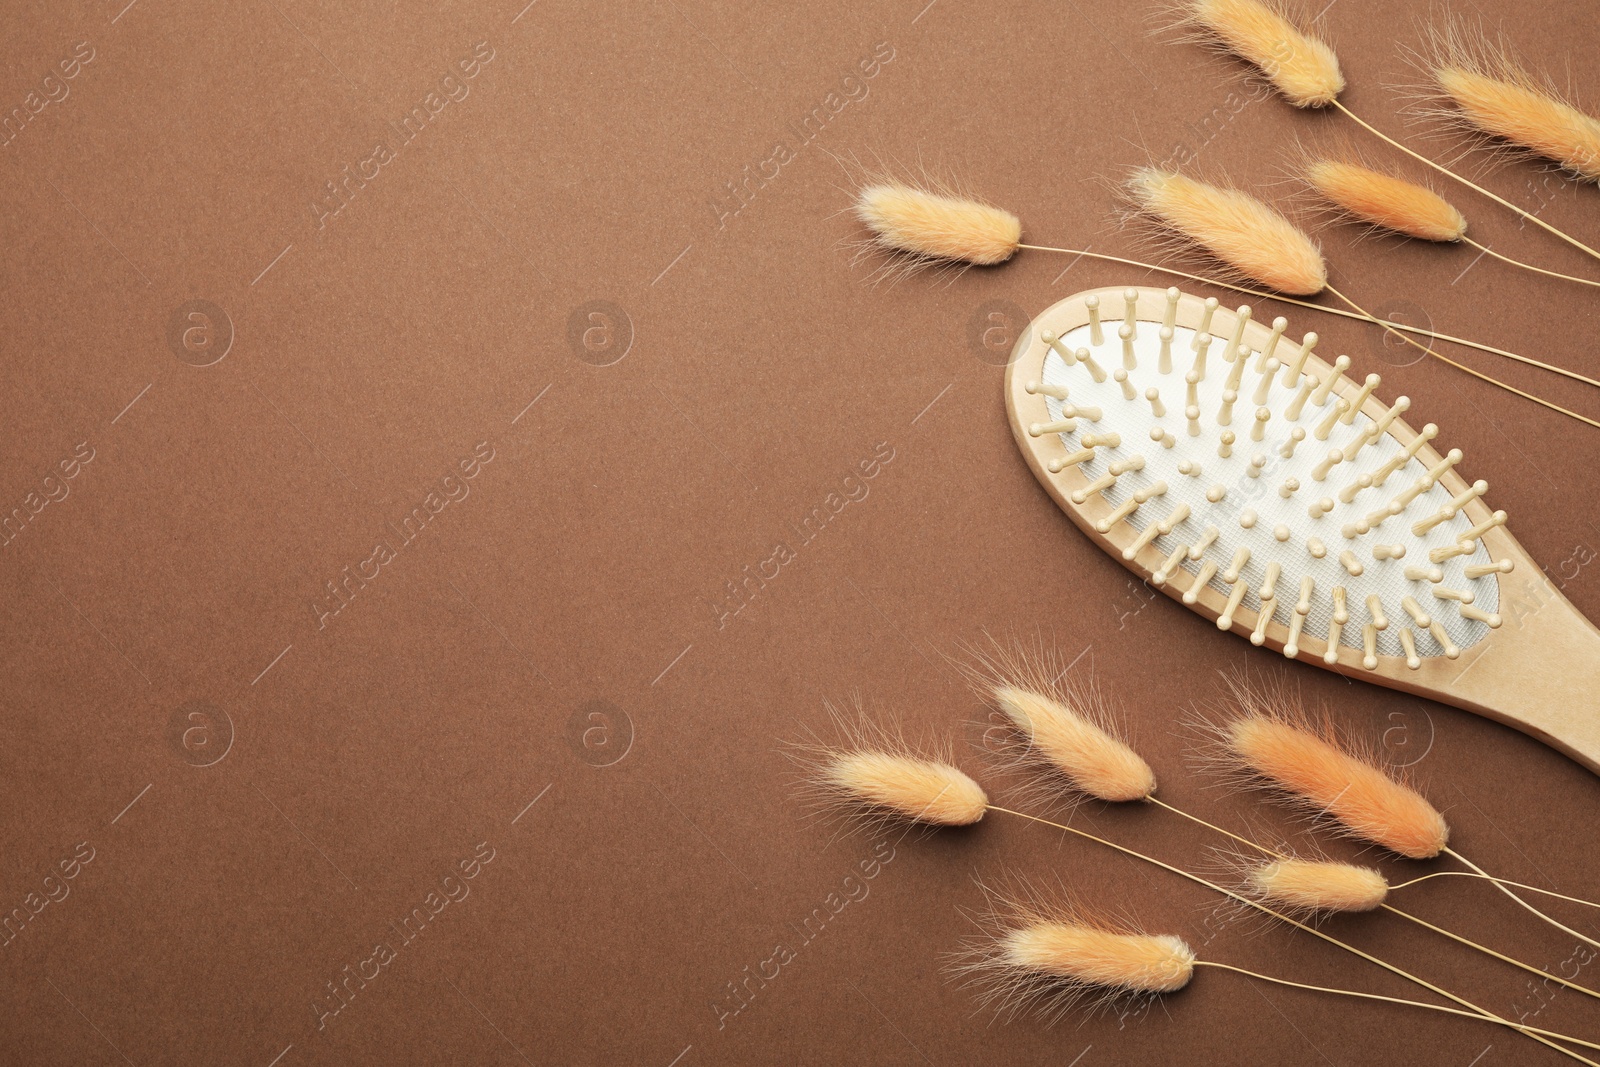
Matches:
[[3, 0, 1599, 1063]]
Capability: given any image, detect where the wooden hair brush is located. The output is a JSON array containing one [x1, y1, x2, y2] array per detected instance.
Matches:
[[1005, 286, 1600, 773]]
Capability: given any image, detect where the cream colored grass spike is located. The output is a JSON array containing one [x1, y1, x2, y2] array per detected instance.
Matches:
[[1006, 286, 1600, 773], [821, 752, 987, 825], [1178, 0, 1343, 108], [1246, 858, 1388, 912], [1301, 157, 1600, 289]]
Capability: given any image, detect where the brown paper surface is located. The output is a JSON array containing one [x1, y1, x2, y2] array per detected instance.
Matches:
[[3, 1, 1599, 1063]]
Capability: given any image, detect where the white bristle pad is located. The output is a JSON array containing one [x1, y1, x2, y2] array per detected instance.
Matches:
[[1038, 294, 1498, 659]]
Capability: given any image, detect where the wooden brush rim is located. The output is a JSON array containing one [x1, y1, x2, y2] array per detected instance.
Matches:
[[1005, 285, 1523, 681]]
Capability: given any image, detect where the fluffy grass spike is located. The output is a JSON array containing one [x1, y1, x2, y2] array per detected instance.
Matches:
[[1208, 678, 1449, 859], [789, 701, 989, 831], [1003, 922, 1195, 993], [1303, 159, 1466, 242], [1302, 158, 1600, 287], [993, 684, 1155, 802], [1179, 0, 1344, 108], [1126, 168, 1327, 295], [1247, 858, 1389, 912], [1419, 21, 1600, 183], [855, 183, 1021, 266], [950, 882, 1198, 1022], [1225, 716, 1448, 858], [823, 751, 988, 825], [1434, 67, 1600, 181]]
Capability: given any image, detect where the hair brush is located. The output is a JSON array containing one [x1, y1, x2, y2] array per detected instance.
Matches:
[[1005, 285, 1600, 773]]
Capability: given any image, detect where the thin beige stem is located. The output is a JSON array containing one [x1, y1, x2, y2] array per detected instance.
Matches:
[[1463, 237, 1600, 289], [1144, 797, 1600, 1002], [1332, 100, 1600, 265], [1194, 961, 1600, 1057], [1325, 284, 1600, 430], [1145, 796, 1264, 853], [1013, 244, 1600, 391], [985, 804, 1592, 1063], [1393, 870, 1600, 910], [1387, 906, 1600, 1003], [1446, 848, 1600, 955]]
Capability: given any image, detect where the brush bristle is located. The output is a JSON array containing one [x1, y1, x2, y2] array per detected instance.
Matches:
[[1184, 0, 1344, 108], [1435, 67, 1600, 182], [993, 685, 1155, 802], [1226, 716, 1448, 859], [1002, 923, 1195, 993], [1304, 160, 1467, 242], [1128, 168, 1327, 295], [823, 751, 988, 825], [855, 183, 1022, 265], [1247, 857, 1389, 912]]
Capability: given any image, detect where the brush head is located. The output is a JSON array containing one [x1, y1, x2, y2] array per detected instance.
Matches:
[[854, 183, 1022, 265], [1127, 169, 1328, 295], [1226, 715, 1448, 859], [822, 751, 989, 825], [1001, 922, 1195, 993], [1304, 160, 1467, 243], [1246, 857, 1389, 912], [1182, 0, 1344, 108], [1007, 286, 1507, 677], [993, 684, 1156, 802]]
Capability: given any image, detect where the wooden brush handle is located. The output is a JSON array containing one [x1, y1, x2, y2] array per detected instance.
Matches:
[[1442, 576, 1600, 774]]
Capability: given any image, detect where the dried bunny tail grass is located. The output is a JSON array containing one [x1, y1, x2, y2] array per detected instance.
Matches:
[[1125, 168, 1328, 296], [854, 182, 1022, 266], [993, 686, 1156, 803], [1411, 18, 1600, 182], [1195, 673, 1449, 860], [949, 876, 1192, 1023], [823, 751, 988, 826], [1246, 857, 1389, 913], [1302, 158, 1468, 242], [1002, 923, 1195, 992], [956, 635, 1155, 804], [831, 155, 1019, 285], [1171, 0, 1344, 108], [786, 698, 988, 831]]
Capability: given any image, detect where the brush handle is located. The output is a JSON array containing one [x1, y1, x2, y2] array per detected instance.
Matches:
[[1440, 571, 1600, 775]]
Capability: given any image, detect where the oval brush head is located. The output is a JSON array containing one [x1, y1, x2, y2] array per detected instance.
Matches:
[[854, 183, 1022, 265], [1008, 286, 1508, 672], [1001, 922, 1195, 993], [1127, 169, 1328, 296], [1303, 160, 1468, 243], [1246, 857, 1390, 912], [1179, 0, 1345, 108], [822, 751, 989, 826]]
